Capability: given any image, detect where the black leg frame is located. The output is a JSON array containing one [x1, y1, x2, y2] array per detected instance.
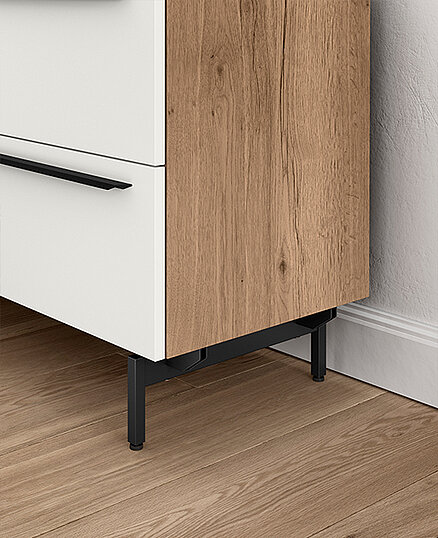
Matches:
[[128, 308, 336, 450]]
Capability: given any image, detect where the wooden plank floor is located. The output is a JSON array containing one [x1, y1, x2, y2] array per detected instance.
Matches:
[[1, 297, 437, 538]]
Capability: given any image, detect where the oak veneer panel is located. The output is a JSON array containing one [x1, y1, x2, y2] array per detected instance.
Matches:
[[166, 0, 370, 356], [314, 472, 438, 538], [41, 396, 438, 537], [0, 356, 382, 537]]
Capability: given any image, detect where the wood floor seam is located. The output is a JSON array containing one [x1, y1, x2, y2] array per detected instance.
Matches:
[[0, 381, 196, 461], [30, 392, 389, 538], [176, 395, 438, 505], [1, 349, 126, 384], [306, 466, 438, 538], [177, 360, 277, 388], [322, 429, 438, 485], [270, 349, 389, 397], [0, 323, 63, 342], [0, 323, 61, 342], [0, 411, 128, 460], [33, 402, 438, 537], [172, 376, 199, 389]]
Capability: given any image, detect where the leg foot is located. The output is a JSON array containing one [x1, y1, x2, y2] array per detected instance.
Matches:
[[129, 443, 144, 451], [128, 355, 146, 450], [311, 324, 326, 382]]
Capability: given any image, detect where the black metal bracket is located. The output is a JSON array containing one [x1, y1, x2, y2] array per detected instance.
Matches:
[[128, 307, 336, 450]]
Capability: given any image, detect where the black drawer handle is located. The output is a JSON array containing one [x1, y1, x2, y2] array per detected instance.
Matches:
[[0, 154, 133, 190]]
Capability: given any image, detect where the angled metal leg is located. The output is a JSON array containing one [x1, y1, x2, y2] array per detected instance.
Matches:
[[128, 355, 146, 450], [311, 324, 326, 382]]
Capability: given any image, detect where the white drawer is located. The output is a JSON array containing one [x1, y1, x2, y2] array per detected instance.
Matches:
[[0, 139, 165, 360], [0, 0, 164, 166]]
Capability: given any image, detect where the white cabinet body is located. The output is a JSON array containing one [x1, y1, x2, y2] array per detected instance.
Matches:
[[0, 138, 165, 360], [0, 0, 165, 165], [0, 0, 166, 359]]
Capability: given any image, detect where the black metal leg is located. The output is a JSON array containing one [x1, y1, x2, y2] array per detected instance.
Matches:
[[128, 355, 146, 450], [124, 309, 336, 449], [311, 324, 326, 382]]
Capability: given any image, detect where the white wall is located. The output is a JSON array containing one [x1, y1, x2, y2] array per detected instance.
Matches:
[[367, 0, 438, 323], [274, 0, 438, 407]]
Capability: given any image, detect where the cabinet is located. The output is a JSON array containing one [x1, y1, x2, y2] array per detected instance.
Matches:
[[0, 0, 370, 450]]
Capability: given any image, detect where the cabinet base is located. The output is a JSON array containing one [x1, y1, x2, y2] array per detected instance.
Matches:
[[127, 308, 336, 450]]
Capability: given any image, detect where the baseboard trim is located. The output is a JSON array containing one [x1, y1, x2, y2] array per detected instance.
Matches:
[[337, 304, 438, 348], [272, 303, 438, 408]]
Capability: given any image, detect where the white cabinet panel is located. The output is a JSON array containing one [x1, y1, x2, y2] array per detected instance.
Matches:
[[0, 138, 165, 360], [0, 0, 164, 165]]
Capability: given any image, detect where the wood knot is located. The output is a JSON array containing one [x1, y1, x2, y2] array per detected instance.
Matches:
[[279, 259, 287, 275]]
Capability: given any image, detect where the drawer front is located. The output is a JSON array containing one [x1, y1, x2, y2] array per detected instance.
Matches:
[[0, 139, 165, 360], [0, 0, 164, 165]]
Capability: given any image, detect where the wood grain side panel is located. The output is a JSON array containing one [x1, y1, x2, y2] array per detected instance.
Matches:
[[166, 0, 370, 357]]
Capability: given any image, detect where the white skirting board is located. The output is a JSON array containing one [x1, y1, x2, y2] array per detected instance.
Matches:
[[272, 303, 438, 408]]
